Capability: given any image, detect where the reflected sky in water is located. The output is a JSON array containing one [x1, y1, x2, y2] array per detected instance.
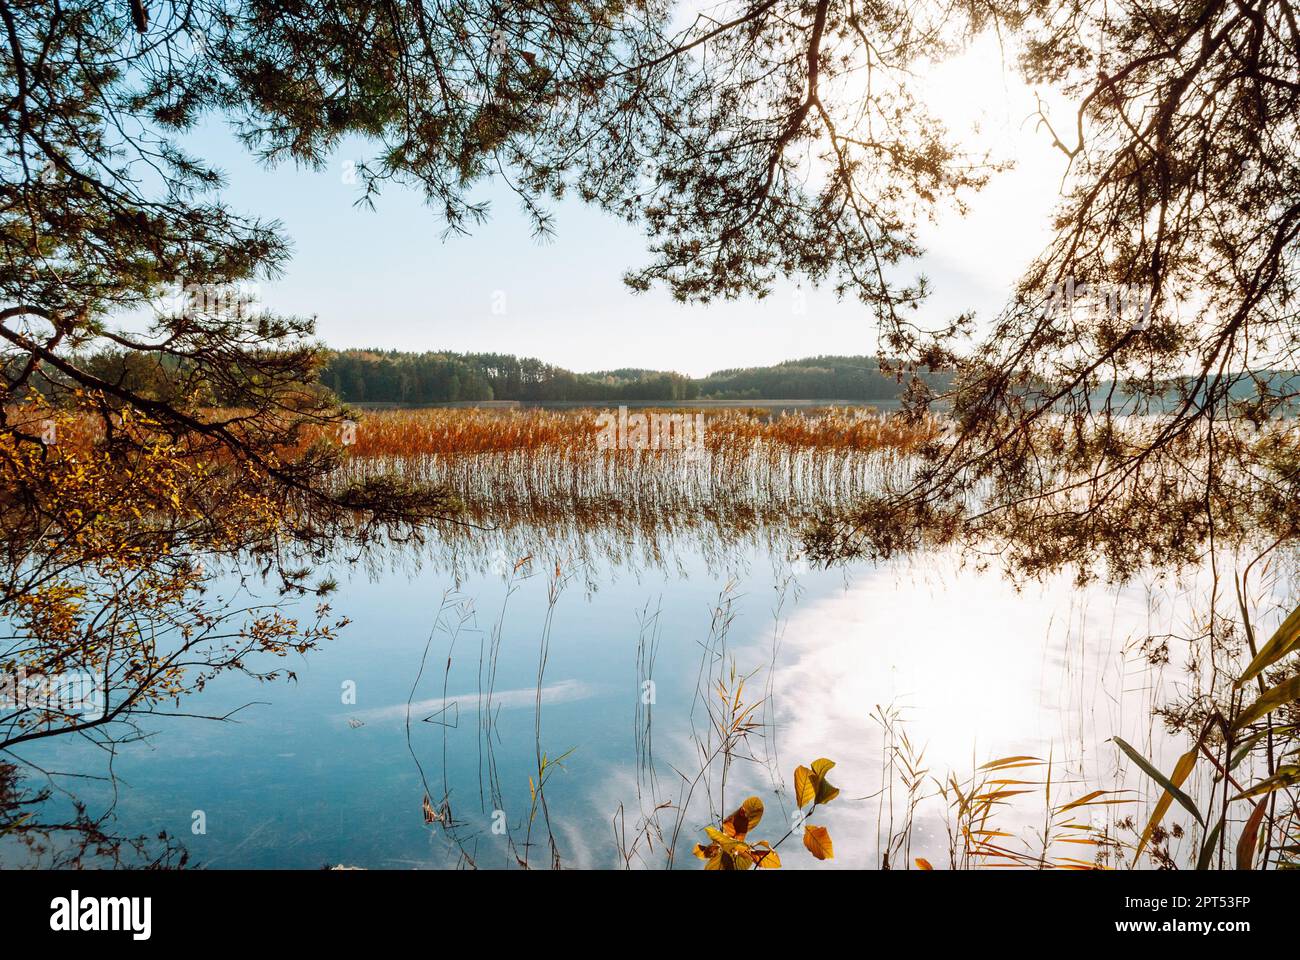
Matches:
[[15, 530, 1252, 869]]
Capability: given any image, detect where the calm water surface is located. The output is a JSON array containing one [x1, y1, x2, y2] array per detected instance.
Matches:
[[21, 525, 1233, 869]]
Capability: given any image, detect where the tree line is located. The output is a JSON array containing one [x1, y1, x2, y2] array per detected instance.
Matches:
[[6, 347, 934, 405], [319, 350, 928, 403]]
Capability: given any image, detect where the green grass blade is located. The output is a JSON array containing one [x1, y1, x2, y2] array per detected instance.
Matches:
[[1232, 765, 1300, 801], [1238, 601, 1300, 687], [1112, 736, 1204, 826], [1196, 818, 1225, 871], [1234, 675, 1300, 733]]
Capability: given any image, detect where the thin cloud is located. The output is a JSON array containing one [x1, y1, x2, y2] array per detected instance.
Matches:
[[349, 678, 594, 725]]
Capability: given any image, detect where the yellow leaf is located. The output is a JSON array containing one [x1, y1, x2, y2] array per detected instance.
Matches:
[[704, 839, 754, 870], [915, 857, 933, 870], [803, 824, 834, 860], [794, 765, 815, 807], [1234, 674, 1300, 732], [750, 842, 782, 869], [704, 826, 747, 853], [795, 758, 839, 808], [1236, 600, 1300, 687], [810, 757, 840, 804], [978, 755, 1043, 771], [1133, 746, 1198, 864]]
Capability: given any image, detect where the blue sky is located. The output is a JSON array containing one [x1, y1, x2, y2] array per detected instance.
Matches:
[[182, 38, 1069, 378]]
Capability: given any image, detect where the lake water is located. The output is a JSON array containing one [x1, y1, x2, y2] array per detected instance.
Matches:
[[17, 522, 1254, 870]]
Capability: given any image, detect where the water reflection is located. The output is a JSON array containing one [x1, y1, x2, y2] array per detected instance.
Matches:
[[10, 515, 1292, 869]]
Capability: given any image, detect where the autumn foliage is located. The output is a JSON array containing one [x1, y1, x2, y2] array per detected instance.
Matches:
[[693, 758, 840, 870]]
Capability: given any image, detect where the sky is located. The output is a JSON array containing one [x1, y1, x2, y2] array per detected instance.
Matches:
[[180, 35, 1073, 379]]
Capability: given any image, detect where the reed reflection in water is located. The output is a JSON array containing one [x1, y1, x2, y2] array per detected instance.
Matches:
[[15, 407, 1296, 869], [22, 520, 1278, 870]]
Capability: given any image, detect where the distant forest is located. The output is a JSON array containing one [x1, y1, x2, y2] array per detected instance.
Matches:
[[15, 347, 1290, 409], [4, 348, 931, 406], [11, 347, 1293, 411], [320, 350, 923, 403]]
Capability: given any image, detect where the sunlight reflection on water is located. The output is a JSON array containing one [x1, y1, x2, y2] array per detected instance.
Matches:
[[18, 530, 1284, 869]]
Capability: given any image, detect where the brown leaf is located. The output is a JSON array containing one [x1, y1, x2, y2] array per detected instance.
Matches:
[[803, 823, 834, 860], [722, 796, 764, 840], [693, 842, 719, 863], [1237, 797, 1269, 869]]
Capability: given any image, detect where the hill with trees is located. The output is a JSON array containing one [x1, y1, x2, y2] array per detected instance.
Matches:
[[318, 350, 931, 404], [694, 356, 931, 400]]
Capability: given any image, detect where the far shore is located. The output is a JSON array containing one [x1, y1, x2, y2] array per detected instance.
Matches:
[[346, 398, 908, 411]]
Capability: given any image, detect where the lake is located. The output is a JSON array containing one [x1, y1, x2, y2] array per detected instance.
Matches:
[[17, 526, 1259, 869], [8, 406, 1291, 870]]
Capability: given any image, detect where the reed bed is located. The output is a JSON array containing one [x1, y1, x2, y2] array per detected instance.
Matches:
[[1, 403, 937, 575], [326, 406, 937, 530], [339, 406, 938, 458]]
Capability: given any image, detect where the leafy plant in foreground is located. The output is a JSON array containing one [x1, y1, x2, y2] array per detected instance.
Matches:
[[692, 758, 840, 870]]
